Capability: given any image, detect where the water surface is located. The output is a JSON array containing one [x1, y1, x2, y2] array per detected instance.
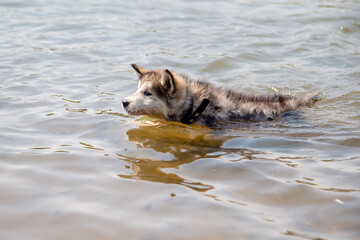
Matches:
[[1, 0, 360, 239]]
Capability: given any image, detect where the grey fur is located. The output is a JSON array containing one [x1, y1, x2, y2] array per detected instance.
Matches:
[[123, 65, 319, 126]]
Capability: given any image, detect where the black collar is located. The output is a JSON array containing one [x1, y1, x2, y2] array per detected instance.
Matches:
[[181, 96, 210, 125]]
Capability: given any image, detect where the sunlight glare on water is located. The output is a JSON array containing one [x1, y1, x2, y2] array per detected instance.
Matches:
[[0, 0, 359, 239]]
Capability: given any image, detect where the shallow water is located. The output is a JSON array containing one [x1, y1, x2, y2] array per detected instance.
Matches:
[[1, 0, 360, 239]]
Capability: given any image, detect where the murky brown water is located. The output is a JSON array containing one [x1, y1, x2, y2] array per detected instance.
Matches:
[[1, 0, 359, 239]]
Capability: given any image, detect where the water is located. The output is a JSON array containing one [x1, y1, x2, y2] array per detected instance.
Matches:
[[1, 0, 359, 239]]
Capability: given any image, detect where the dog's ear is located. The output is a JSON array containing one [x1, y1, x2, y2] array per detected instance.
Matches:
[[161, 69, 176, 96], [131, 64, 147, 78]]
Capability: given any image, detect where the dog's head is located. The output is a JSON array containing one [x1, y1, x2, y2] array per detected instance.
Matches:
[[122, 64, 187, 119]]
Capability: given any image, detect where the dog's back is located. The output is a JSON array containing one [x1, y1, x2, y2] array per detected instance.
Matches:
[[184, 79, 318, 123]]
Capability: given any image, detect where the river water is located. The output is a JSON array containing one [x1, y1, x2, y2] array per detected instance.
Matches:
[[1, 0, 359, 239]]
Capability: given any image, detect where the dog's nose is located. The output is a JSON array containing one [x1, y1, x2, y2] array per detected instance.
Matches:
[[122, 101, 130, 108]]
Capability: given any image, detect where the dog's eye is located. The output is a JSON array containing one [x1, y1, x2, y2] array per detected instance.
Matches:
[[143, 91, 152, 96]]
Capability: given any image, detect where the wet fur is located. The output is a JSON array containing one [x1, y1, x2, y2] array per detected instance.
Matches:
[[123, 64, 319, 126]]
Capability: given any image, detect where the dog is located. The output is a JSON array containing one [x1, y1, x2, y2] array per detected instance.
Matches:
[[122, 64, 319, 127]]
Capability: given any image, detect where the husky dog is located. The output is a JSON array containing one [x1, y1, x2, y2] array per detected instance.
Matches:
[[123, 64, 318, 126]]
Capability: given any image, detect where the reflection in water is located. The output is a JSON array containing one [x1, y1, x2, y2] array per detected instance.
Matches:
[[117, 120, 222, 192], [117, 119, 265, 194], [79, 142, 104, 151], [117, 153, 214, 192]]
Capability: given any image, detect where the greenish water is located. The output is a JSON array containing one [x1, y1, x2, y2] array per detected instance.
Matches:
[[0, 0, 359, 239]]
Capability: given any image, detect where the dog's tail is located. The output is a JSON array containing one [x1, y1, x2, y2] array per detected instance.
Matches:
[[287, 93, 320, 110], [301, 93, 320, 105]]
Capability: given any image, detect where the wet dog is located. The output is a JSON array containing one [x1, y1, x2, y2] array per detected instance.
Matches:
[[123, 64, 318, 126]]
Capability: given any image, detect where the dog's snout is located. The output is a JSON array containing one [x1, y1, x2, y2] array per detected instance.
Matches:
[[122, 101, 130, 108]]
